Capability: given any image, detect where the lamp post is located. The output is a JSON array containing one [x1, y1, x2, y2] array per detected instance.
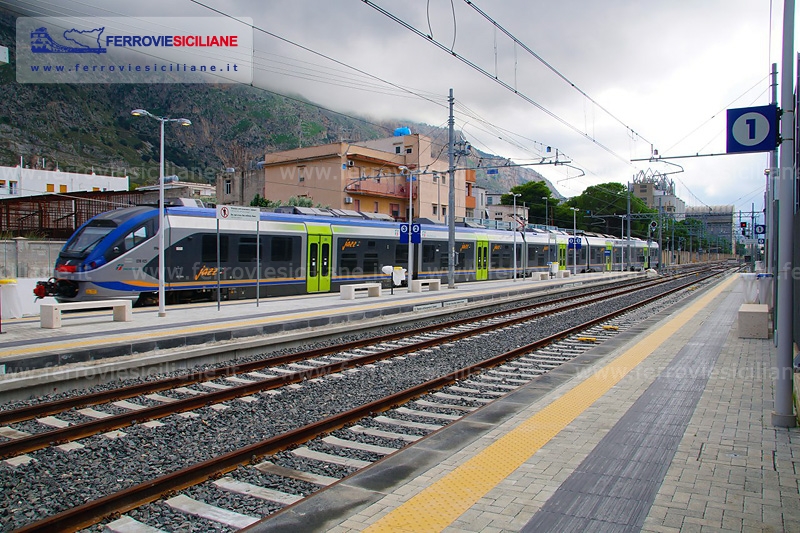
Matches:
[[399, 165, 413, 283], [131, 109, 191, 317], [570, 207, 578, 275], [512, 193, 521, 280]]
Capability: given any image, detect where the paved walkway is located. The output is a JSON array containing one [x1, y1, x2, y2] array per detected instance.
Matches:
[[299, 274, 800, 533]]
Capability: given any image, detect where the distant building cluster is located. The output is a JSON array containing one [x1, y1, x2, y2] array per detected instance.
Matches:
[[216, 132, 481, 223]]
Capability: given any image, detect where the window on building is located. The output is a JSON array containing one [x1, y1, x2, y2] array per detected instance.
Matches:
[[442, 206, 446, 218], [46, 184, 55, 192], [224, 179, 232, 195], [406, 147, 412, 154], [432, 204, 438, 216], [9, 181, 18, 194], [354, 199, 360, 211], [390, 203, 400, 218], [92, 187, 100, 192], [59, 184, 67, 193], [395, 146, 401, 154], [487, 197, 494, 205], [0, 180, 5, 187], [374, 201, 379, 213]]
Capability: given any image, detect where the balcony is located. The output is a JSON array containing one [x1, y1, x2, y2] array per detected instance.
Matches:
[[345, 179, 415, 200]]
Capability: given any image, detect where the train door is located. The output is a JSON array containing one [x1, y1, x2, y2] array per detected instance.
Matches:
[[643, 245, 650, 269], [476, 238, 489, 280], [604, 241, 613, 271], [557, 241, 567, 270], [306, 224, 332, 293]]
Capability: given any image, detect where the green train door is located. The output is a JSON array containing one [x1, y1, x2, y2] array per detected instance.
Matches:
[[476, 238, 489, 280], [605, 242, 613, 271], [306, 225, 332, 293], [557, 241, 567, 270]]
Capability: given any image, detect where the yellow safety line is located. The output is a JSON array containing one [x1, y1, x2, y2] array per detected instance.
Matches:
[[364, 274, 737, 533]]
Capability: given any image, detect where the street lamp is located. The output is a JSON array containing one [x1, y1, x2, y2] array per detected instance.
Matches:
[[570, 207, 579, 275], [399, 165, 413, 284], [512, 193, 521, 281], [131, 108, 191, 317]]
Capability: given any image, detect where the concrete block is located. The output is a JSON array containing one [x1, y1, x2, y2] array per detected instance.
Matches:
[[738, 304, 769, 339]]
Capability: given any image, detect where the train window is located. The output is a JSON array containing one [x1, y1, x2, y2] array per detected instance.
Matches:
[[63, 220, 117, 256], [238, 236, 262, 262], [309, 243, 318, 277], [422, 244, 438, 263], [123, 226, 149, 251], [395, 244, 408, 265], [270, 236, 293, 262], [363, 253, 380, 273], [321, 243, 330, 276], [202, 234, 229, 262], [340, 253, 358, 273]]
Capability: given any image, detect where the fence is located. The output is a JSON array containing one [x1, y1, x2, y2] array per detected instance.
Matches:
[[0, 239, 64, 279]]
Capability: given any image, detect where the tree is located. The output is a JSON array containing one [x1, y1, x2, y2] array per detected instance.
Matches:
[[500, 180, 558, 225]]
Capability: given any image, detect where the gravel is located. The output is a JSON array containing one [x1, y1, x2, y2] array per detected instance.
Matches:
[[0, 274, 717, 531]]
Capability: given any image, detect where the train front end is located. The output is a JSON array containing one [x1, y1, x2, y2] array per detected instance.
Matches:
[[34, 206, 159, 303]]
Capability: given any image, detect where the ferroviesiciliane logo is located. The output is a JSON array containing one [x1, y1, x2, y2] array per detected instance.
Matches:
[[31, 26, 107, 54]]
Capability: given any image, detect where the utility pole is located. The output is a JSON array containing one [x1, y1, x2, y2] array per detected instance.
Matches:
[[447, 88, 456, 289], [626, 181, 632, 270], [658, 197, 663, 271], [768, 62, 778, 272], [773, 0, 795, 428]]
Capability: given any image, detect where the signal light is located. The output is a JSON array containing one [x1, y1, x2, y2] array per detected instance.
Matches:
[[740, 222, 747, 228]]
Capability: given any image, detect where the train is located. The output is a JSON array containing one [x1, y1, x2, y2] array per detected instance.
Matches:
[[33, 201, 659, 305]]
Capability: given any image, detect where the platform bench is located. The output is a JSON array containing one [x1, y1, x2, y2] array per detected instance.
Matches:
[[40, 299, 132, 329], [410, 279, 441, 293], [340, 283, 382, 300]]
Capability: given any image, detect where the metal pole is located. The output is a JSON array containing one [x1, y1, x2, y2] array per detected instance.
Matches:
[[408, 167, 413, 284], [256, 216, 260, 307], [158, 118, 166, 317], [626, 181, 631, 271], [773, 0, 795, 428], [572, 208, 577, 275], [658, 198, 663, 271], [768, 62, 778, 272], [513, 193, 519, 280], [447, 88, 456, 289]]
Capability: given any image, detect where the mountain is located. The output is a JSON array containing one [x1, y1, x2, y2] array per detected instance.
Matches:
[[0, 10, 559, 196]]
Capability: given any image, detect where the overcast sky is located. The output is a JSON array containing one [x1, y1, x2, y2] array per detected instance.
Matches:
[[8, 0, 793, 219]]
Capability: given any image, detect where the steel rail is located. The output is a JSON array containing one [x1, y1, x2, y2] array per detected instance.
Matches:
[[0, 275, 671, 425], [12, 269, 727, 533], [0, 271, 714, 459]]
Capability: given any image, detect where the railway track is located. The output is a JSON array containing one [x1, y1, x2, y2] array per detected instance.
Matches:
[[0, 267, 728, 532]]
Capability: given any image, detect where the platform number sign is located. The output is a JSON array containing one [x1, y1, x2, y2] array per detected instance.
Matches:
[[726, 104, 779, 154], [754, 224, 766, 235], [568, 237, 581, 249], [399, 223, 422, 244]]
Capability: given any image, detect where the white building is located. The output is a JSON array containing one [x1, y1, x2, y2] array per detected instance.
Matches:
[[0, 166, 129, 198]]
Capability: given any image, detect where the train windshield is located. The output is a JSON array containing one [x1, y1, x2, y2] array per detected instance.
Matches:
[[62, 221, 117, 257]]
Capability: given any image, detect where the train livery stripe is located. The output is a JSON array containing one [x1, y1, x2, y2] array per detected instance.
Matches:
[[363, 274, 737, 532]]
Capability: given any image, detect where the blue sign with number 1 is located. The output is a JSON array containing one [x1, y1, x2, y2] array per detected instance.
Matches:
[[726, 104, 778, 154]]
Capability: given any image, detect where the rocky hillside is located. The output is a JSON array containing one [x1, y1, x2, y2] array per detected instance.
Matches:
[[0, 10, 557, 195]]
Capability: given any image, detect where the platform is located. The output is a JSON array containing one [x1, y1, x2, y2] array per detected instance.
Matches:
[[245, 273, 800, 533], [0, 272, 630, 379]]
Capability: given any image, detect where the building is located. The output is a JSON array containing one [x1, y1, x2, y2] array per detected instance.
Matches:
[[631, 171, 686, 221], [216, 133, 476, 222], [0, 166, 129, 199], [484, 192, 530, 229], [684, 205, 736, 253], [136, 180, 215, 204]]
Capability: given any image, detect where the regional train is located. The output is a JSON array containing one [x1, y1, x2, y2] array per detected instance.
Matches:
[[34, 201, 659, 305]]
